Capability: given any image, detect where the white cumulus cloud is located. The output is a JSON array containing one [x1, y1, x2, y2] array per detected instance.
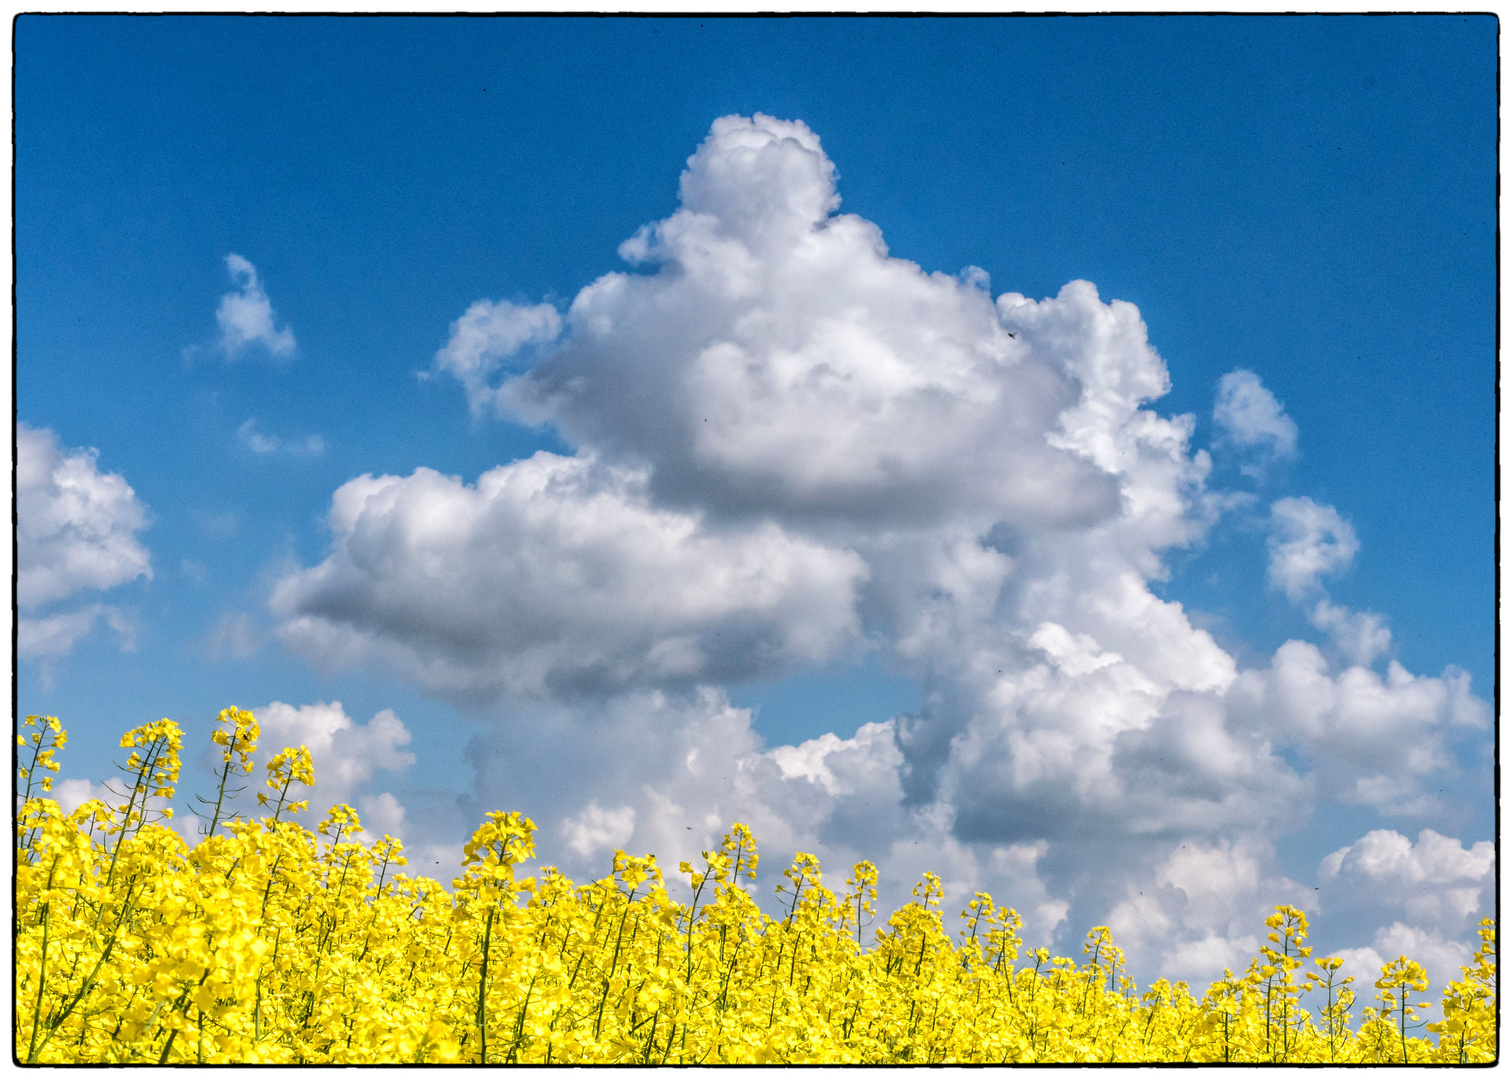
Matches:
[[1226, 641, 1487, 816], [271, 114, 1490, 980], [460, 686, 1072, 947], [1309, 599, 1392, 667], [1104, 835, 1308, 988], [1329, 922, 1478, 1015], [52, 776, 114, 818], [497, 114, 1119, 529], [18, 423, 152, 609], [357, 791, 408, 841], [272, 451, 868, 702], [17, 423, 151, 671], [1266, 497, 1394, 667], [561, 801, 637, 860], [1320, 828, 1494, 935]]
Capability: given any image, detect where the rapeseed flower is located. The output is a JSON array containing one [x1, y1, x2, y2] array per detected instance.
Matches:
[[13, 711, 1498, 1064]]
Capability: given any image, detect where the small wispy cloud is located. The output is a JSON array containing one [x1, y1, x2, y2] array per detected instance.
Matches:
[[207, 611, 261, 661], [19, 604, 137, 688], [1266, 496, 1358, 602], [18, 604, 134, 662], [238, 418, 324, 457], [1267, 496, 1390, 666], [191, 509, 239, 537], [1213, 369, 1298, 477], [216, 254, 296, 359]]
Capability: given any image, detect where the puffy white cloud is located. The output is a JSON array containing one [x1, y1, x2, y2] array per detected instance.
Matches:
[[940, 633, 1273, 845], [1323, 829, 1494, 895], [1267, 496, 1358, 602], [442, 116, 1263, 911], [18, 423, 151, 673], [496, 114, 1118, 529], [247, 701, 416, 839], [272, 452, 867, 702], [217, 253, 295, 358], [561, 801, 637, 860], [1212, 369, 1298, 472], [1104, 835, 1308, 987], [237, 418, 324, 457], [1093, 828, 1491, 997], [274, 113, 1489, 979], [53, 776, 113, 818], [1265, 497, 1391, 667], [1320, 829, 1494, 935], [432, 299, 562, 416], [1226, 642, 1487, 816], [357, 791, 408, 841], [462, 685, 1071, 945], [17, 423, 152, 610]]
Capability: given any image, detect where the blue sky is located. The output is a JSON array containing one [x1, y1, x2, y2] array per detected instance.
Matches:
[[16, 15, 1495, 992]]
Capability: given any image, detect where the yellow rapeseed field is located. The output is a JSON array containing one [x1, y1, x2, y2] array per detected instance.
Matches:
[[14, 710, 1497, 1064]]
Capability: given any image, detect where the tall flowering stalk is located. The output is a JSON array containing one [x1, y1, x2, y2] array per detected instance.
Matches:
[[195, 707, 259, 839]]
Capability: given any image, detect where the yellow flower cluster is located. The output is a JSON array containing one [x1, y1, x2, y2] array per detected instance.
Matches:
[[14, 713, 1498, 1064], [16, 714, 65, 796]]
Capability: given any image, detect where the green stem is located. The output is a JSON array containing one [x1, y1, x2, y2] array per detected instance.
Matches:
[[477, 907, 496, 1063]]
